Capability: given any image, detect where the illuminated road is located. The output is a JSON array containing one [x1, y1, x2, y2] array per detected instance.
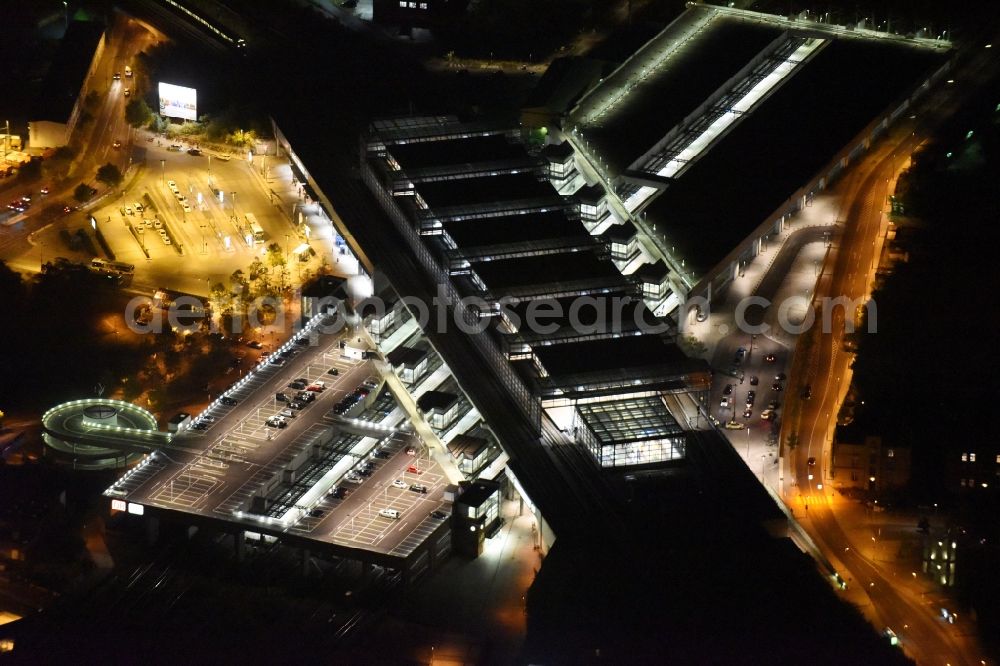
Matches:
[[784, 36, 1000, 665]]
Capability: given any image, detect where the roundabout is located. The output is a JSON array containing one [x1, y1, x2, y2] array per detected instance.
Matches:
[[41, 399, 172, 470]]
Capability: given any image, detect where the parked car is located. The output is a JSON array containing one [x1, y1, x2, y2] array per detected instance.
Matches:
[[276, 392, 289, 402], [749, 376, 759, 386], [327, 368, 339, 376], [724, 421, 744, 430], [247, 340, 263, 349], [409, 484, 428, 494], [391, 479, 407, 489], [220, 396, 237, 406], [430, 510, 449, 520], [288, 401, 305, 410], [378, 509, 400, 520]]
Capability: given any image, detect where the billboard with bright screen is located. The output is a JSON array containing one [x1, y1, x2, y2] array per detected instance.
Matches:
[[158, 82, 197, 121]]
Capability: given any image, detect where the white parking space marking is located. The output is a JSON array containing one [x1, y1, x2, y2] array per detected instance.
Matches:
[[152, 471, 219, 508]]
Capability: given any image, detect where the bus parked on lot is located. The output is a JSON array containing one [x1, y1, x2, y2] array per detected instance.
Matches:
[[90, 259, 135, 275], [245, 213, 265, 244]]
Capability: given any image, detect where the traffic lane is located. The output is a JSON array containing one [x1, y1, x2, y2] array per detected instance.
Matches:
[[809, 503, 970, 666]]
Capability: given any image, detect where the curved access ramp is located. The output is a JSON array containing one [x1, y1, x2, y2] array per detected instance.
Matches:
[[41, 399, 173, 470]]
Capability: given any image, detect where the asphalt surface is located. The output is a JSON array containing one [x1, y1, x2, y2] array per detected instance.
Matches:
[[785, 37, 1000, 662], [109, 324, 447, 557]]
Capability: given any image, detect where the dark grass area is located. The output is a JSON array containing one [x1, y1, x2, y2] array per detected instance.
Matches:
[[582, 19, 784, 173], [646, 38, 945, 275]]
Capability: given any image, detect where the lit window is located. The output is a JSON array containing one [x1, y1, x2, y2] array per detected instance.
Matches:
[[970, 453, 977, 462], [961, 453, 968, 462], [419, 1, 428, 7], [409, 1, 416, 6], [996, 454, 1000, 464], [399, 1, 406, 5], [887, 449, 894, 458]]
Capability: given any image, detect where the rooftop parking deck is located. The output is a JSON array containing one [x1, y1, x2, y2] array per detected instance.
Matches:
[[104, 324, 451, 562]]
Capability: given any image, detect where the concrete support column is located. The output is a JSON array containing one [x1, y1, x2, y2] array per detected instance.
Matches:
[[145, 516, 160, 545]]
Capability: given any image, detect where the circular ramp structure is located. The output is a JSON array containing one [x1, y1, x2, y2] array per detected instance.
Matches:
[[41, 399, 171, 470]]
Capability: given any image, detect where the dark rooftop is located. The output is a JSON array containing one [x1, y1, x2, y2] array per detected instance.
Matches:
[[534, 334, 685, 376], [503, 292, 654, 332], [416, 173, 556, 210], [386, 346, 428, 367], [387, 134, 525, 171], [581, 18, 783, 175], [417, 390, 459, 413], [447, 434, 490, 460], [456, 478, 501, 508], [541, 141, 575, 163], [443, 211, 589, 248], [645, 38, 945, 276], [32, 21, 105, 122], [635, 259, 670, 283], [523, 56, 610, 116], [301, 274, 347, 298], [600, 222, 638, 244], [471, 250, 623, 290]]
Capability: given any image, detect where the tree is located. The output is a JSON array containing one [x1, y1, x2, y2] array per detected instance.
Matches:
[[95, 163, 123, 188], [209, 281, 229, 313], [73, 183, 95, 203], [265, 243, 285, 269], [125, 98, 153, 127], [42, 146, 76, 181]]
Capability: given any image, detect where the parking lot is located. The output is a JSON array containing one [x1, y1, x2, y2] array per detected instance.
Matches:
[[108, 319, 453, 557]]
